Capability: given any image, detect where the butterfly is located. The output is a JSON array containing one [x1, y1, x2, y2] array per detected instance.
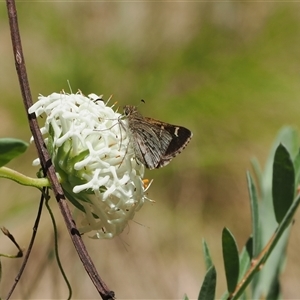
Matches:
[[123, 105, 192, 169]]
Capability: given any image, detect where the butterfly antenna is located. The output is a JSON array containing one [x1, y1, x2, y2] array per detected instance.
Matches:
[[135, 99, 146, 110]]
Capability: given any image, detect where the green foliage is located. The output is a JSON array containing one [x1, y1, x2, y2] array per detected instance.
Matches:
[[198, 266, 216, 300], [247, 172, 260, 257], [222, 228, 240, 293], [0, 138, 28, 167], [194, 127, 300, 299], [202, 239, 213, 270], [272, 144, 295, 223]]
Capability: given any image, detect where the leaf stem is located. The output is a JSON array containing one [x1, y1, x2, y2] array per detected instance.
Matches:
[[0, 166, 52, 188]]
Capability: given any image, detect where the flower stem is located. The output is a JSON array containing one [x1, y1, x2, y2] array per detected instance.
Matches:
[[0, 166, 53, 189]]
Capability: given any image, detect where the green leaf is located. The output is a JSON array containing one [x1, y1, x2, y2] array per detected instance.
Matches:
[[264, 194, 299, 263], [221, 237, 251, 300], [183, 294, 189, 300], [222, 227, 240, 293], [272, 144, 295, 223], [202, 239, 213, 270], [198, 265, 216, 300], [293, 149, 300, 186], [239, 237, 252, 280], [266, 271, 281, 300], [246, 172, 260, 257], [251, 128, 295, 298], [250, 157, 263, 194], [0, 138, 28, 167]]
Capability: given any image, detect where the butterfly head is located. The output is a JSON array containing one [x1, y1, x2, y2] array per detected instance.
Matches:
[[124, 105, 137, 116]]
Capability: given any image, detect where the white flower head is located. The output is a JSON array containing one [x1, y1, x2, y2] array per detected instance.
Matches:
[[29, 91, 148, 239]]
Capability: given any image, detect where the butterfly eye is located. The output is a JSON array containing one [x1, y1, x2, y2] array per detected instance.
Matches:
[[123, 106, 131, 116]]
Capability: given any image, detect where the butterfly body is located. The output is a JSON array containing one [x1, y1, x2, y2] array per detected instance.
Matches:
[[124, 105, 192, 169]]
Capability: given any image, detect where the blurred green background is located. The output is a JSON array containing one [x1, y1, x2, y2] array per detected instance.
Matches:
[[1, 1, 300, 299]]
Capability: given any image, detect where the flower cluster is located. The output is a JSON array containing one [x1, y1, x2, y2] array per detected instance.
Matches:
[[29, 92, 147, 239]]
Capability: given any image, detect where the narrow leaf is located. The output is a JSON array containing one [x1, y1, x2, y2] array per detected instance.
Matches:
[[293, 149, 300, 186], [198, 265, 216, 300], [246, 172, 260, 257], [266, 272, 281, 300], [272, 144, 295, 223], [250, 157, 263, 194], [0, 138, 28, 167], [220, 237, 251, 300], [222, 227, 240, 293], [239, 237, 252, 280], [202, 239, 213, 270]]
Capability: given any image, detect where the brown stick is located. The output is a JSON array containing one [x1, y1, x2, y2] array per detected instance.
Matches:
[[5, 1, 114, 299]]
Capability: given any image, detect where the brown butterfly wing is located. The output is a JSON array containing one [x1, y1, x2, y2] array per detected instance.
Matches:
[[144, 117, 193, 168], [127, 118, 173, 169], [124, 105, 192, 169]]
